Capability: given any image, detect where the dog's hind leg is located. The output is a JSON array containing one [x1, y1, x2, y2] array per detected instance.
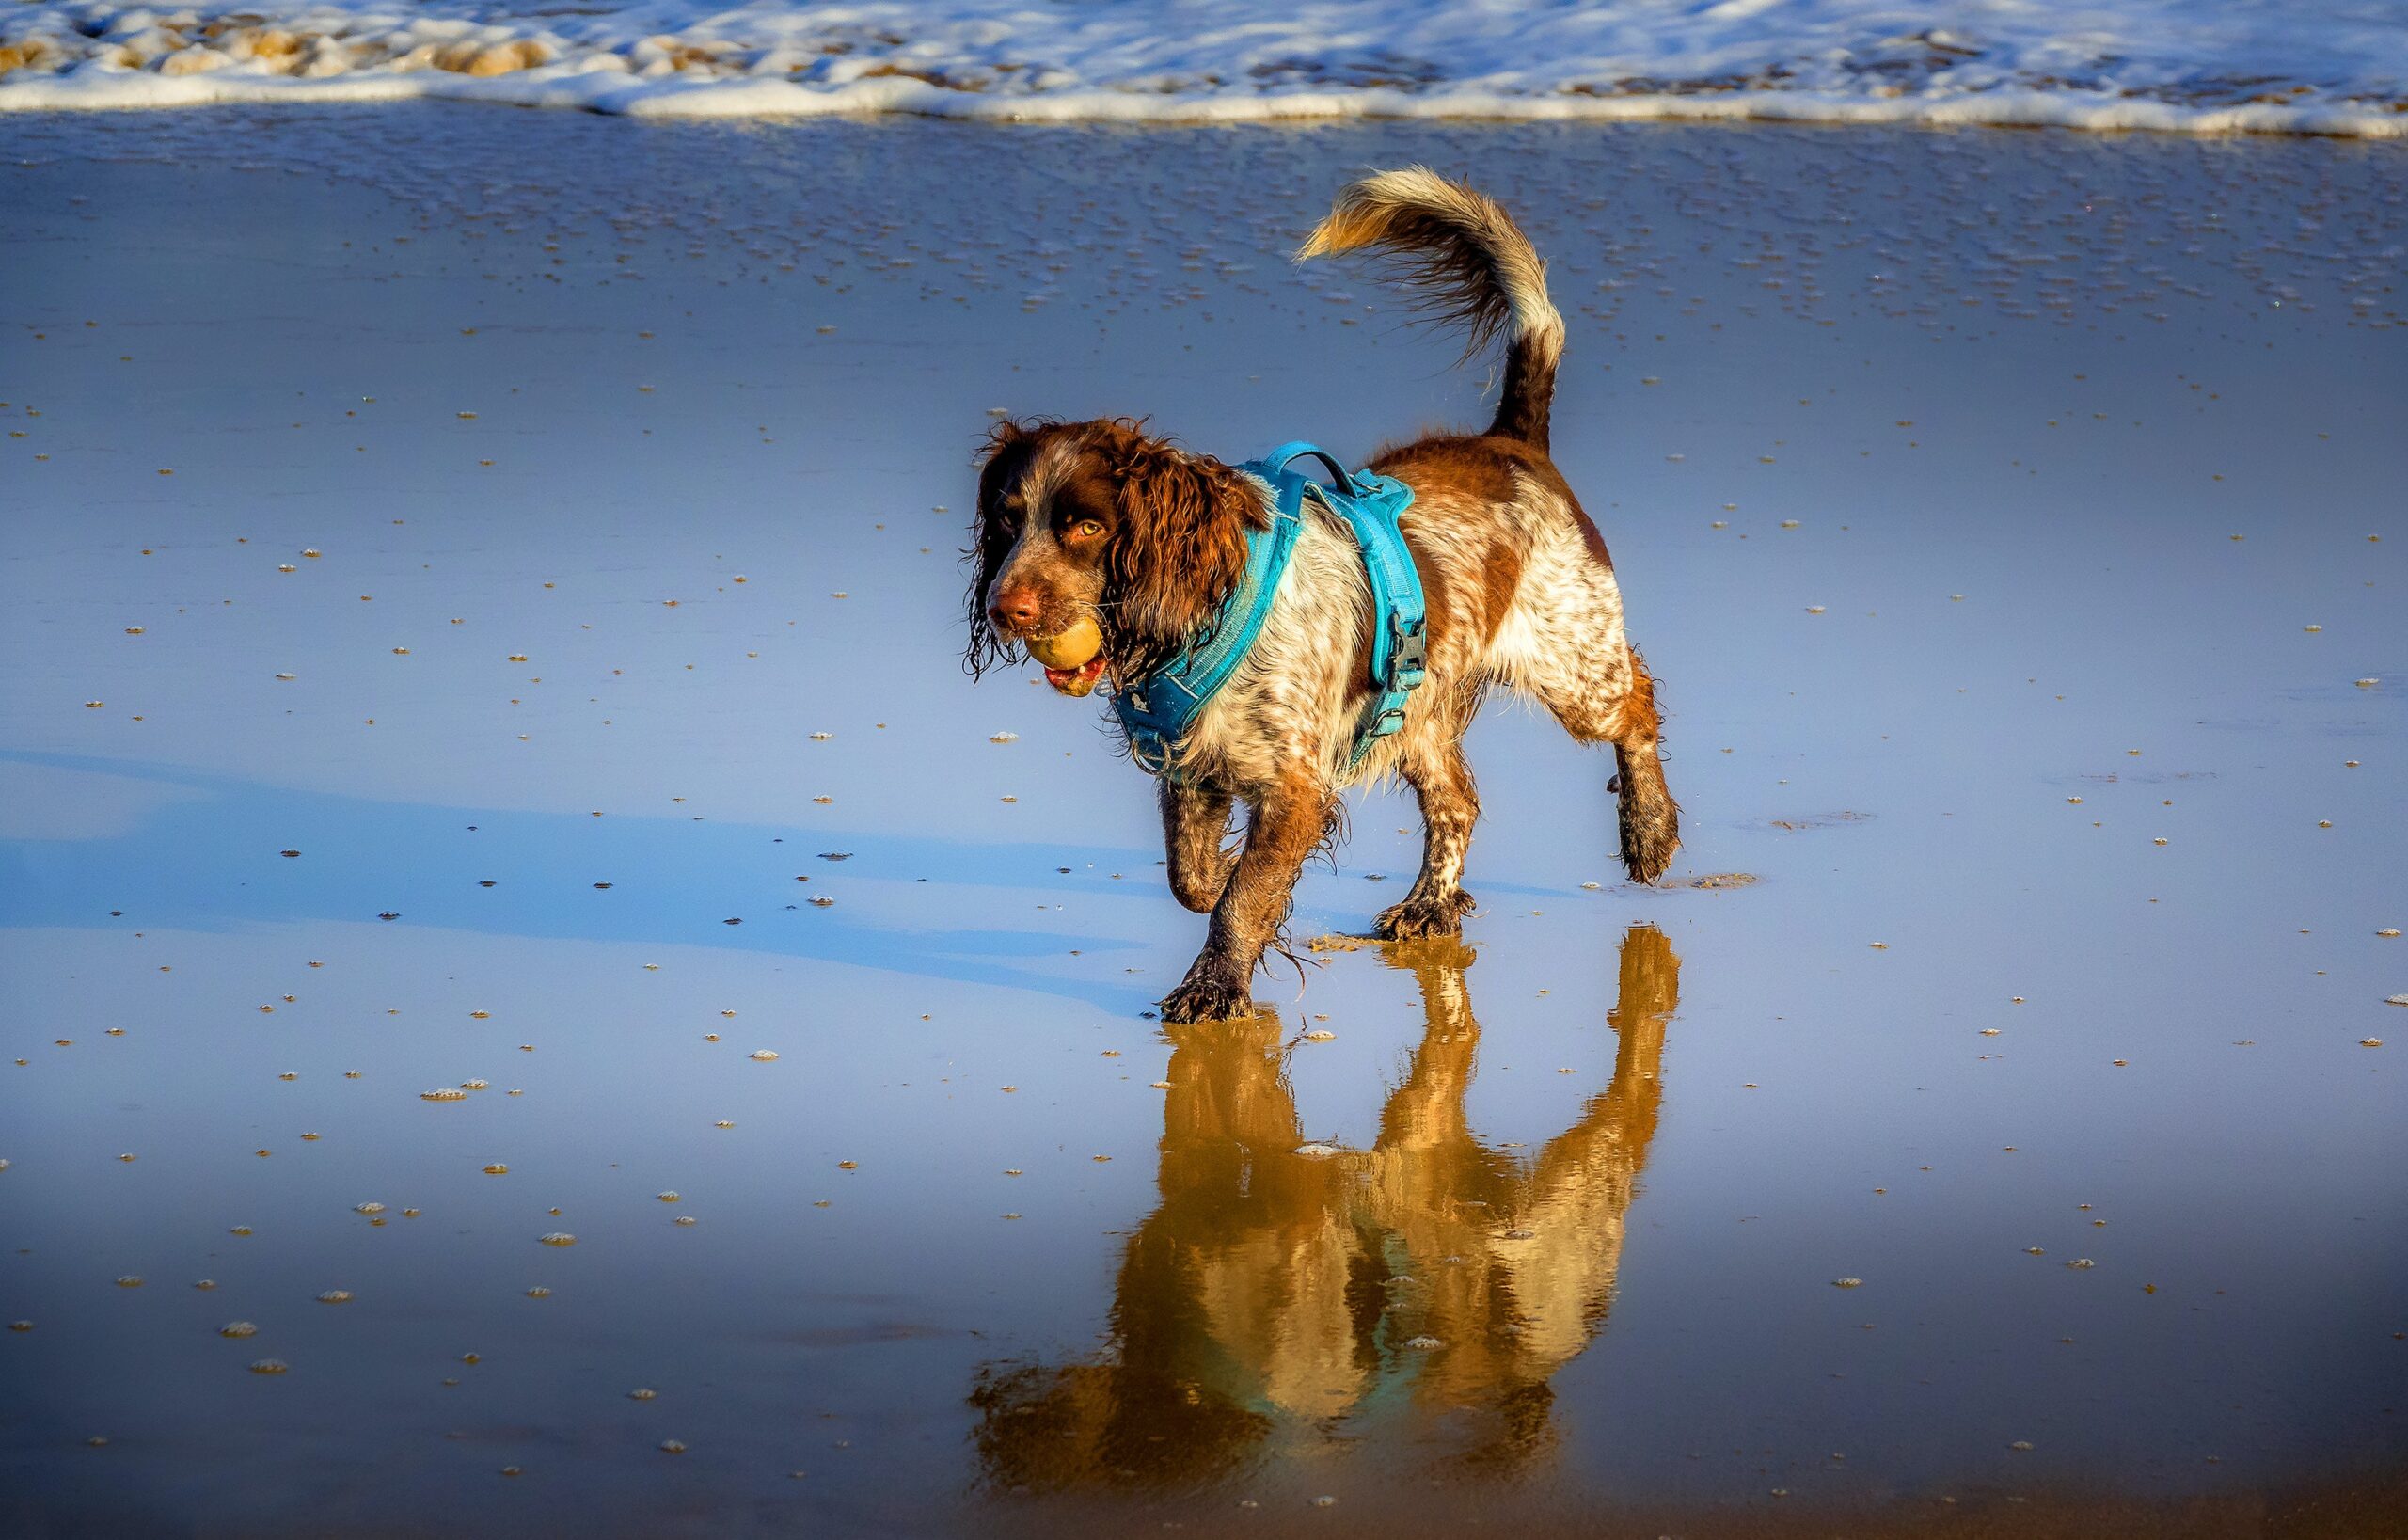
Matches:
[[1596, 661, 1680, 885], [1374, 729, 1481, 941], [1540, 647, 1677, 884], [1497, 541, 1680, 885]]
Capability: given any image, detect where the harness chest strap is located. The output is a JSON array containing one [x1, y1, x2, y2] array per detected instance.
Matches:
[[1112, 441, 1425, 779]]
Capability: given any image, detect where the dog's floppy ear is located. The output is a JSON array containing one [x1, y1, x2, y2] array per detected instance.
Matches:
[[979, 417, 1031, 466], [1100, 423, 1264, 676], [963, 420, 1036, 677]]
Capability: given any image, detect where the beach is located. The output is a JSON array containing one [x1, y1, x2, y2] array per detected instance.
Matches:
[[2, 102, 2403, 1536]]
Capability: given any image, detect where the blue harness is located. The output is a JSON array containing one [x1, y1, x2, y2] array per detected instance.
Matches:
[[1113, 441, 1426, 781]]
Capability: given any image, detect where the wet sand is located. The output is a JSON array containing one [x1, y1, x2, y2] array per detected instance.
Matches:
[[1, 110, 2402, 1536]]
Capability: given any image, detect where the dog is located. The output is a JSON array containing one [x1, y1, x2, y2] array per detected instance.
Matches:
[[965, 167, 1678, 1024]]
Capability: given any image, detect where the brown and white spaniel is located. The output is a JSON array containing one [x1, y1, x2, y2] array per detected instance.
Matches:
[[966, 167, 1679, 1024]]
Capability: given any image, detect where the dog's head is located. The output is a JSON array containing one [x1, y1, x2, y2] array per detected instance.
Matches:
[[964, 419, 1263, 693]]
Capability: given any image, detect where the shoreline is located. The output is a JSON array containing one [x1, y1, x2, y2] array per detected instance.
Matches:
[[7, 0, 2408, 138], [5, 79, 2408, 140]]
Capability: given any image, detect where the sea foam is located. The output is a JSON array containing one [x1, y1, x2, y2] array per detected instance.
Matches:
[[3, 0, 2405, 137]]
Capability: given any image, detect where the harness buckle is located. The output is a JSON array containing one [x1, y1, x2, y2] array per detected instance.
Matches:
[[1388, 614, 1428, 691], [1129, 730, 1172, 776]]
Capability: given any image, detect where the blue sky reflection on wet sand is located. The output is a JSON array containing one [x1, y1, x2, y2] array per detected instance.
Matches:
[[2, 109, 2404, 1534], [0, 752, 1164, 1010]]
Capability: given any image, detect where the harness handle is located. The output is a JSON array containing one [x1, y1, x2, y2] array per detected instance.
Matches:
[[1258, 440, 1360, 500]]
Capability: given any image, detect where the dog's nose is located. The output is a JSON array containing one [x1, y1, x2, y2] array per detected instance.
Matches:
[[990, 587, 1042, 629]]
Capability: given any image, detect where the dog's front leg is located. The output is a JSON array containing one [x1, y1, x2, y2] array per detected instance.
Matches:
[[1160, 778, 1238, 914], [1160, 777, 1330, 1024]]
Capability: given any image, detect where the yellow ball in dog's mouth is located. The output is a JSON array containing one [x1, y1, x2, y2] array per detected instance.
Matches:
[[1028, 618, 1102, 670]]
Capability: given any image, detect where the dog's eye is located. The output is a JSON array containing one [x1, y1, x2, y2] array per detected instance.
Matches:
[[1071, 519, 1104, 539]]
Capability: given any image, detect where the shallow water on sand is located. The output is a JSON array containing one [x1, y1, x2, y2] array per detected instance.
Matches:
[[1, 111, 2402, 1536]]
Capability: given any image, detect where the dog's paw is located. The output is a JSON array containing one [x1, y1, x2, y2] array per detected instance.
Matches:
[[1373, 889, 1474, 941], [1160, 970, 1255, 1024], [1619, 812, 1680, 885]]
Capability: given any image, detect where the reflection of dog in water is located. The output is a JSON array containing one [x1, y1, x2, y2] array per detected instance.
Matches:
[[970, 926, 1679, 1486]]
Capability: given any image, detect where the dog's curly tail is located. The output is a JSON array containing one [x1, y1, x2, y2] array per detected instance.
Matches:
[[1299, 167, 1565, 451]]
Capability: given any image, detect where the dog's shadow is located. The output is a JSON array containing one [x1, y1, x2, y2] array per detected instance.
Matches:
[[0, 749, 1180, 1013], [968, 924, 1680, 1486]]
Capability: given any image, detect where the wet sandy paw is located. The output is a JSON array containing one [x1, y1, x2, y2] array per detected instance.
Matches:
[[1160, 970, 1255, 1024], [1373, 889, 1474, 941]]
